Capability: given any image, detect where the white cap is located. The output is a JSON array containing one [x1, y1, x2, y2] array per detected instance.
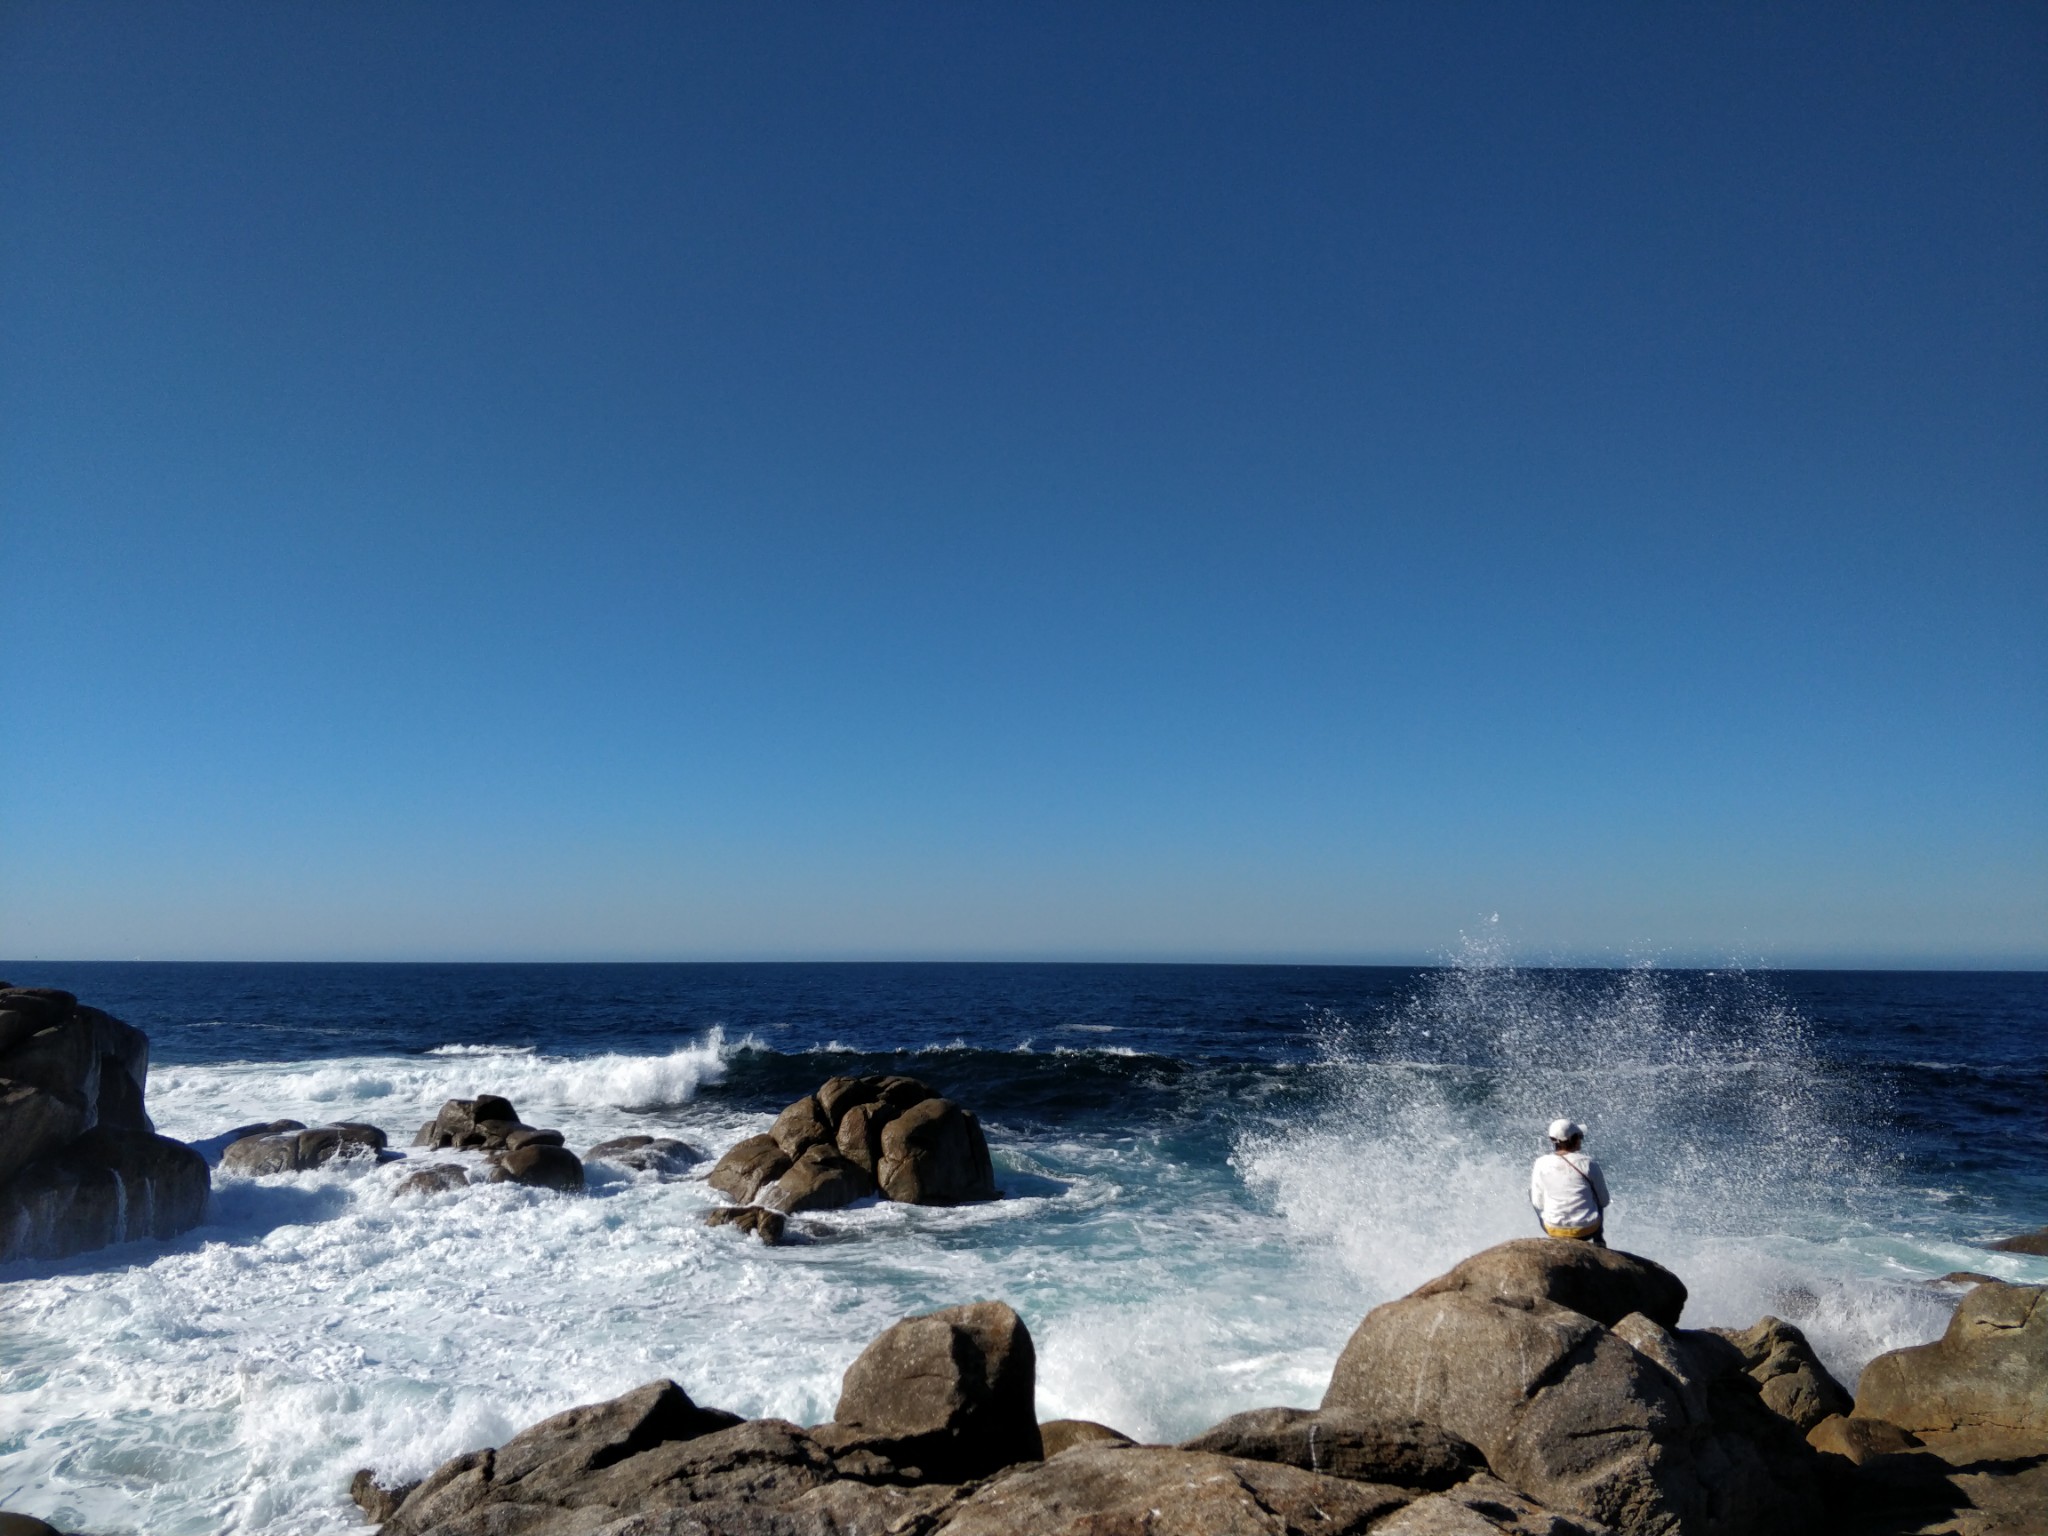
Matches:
[[1547, 1118, 1584, 1143]]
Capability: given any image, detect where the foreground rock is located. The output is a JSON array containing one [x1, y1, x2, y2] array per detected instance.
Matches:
[[352, 1250, 2047, 1536], [705, 1075, 997, 1215], [0, 985, 209, 1262], [1321, 1240, 1826, 1534]]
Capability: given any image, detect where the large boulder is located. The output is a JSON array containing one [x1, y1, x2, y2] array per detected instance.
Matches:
[[930, 1443, 1413, 1536], [827, 1300, 1042, 1482], [875, 1097, 997, 1205], [1322, 1240, 1823, 1535], [1853, 1281, 2048, 1441], [0, 1127, 209, 1262], [1180, 1405, 1483, 1491], [0, 991, 207, 1262]]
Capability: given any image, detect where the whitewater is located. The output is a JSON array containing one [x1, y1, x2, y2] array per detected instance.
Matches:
[[1, 960, 2042, 1536]]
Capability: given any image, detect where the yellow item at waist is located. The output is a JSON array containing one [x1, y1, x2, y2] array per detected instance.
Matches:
[[1544, 1221, 1604, 1240]]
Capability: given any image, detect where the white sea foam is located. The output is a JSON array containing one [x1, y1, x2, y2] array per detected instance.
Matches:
[[3, 995, 2039, 1536]]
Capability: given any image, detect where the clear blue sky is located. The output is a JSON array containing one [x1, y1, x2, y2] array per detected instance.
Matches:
[[2, 3, 2042, 965]]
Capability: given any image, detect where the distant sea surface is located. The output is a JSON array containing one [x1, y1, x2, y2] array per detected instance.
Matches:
[[2, 961, 2044, 1536]]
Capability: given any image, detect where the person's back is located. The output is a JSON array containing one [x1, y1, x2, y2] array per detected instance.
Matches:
[[1530, 1117, 1609, 1243]]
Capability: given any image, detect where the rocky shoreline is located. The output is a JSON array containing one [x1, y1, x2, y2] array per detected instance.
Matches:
[[330, 1240, 2046, 1536], [3, 995, 2044, 1535]]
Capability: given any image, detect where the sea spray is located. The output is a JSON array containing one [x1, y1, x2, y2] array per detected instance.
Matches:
[[1233, 956, 1951, 1381]]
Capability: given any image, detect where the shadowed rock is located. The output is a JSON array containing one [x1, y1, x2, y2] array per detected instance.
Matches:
[[702, 1206, 784, 1244], [759, 1145, 875, 1214], [828, 1300, 1042, 1482], [1180, 1405, 1483, 1491], [489, 1144, 585, 1192], [875, 1098, 996, 1206], [1707, 1316, 1851, 1433]]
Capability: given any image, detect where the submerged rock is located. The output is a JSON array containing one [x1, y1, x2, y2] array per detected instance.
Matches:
[[701, 1205, 784, 1244], [219, 1122, 388, 1176], [487, 1144, 585, 1192], [585, 1135, 704, 1177], [393, 1164, 470, 1199]]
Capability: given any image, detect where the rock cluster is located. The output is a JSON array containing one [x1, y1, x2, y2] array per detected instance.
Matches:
[[411, 1096, 586, 1191], [706, 1074, 997, 1218], [0, 985, 208, 1263], [375, 1238, 2040, 1536]]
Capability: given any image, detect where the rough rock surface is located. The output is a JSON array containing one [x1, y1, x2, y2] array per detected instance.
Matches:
[[701, 1206, 785, 1244], [829, 1301, 1042, 1482], [1322, 1240, 1823, 1535], [587, 1137, 704, 1177], [489, 1144, 586, 1192], [415, 1096, 542, 1151], [220, 1122, 388, 1176], [704, 1135, 792, 1204], [705, 1075, 998, 1218], [932, 1443, 1411, 1535], [394, 1164, 471, 1199], [1707, 1315, 1853, 1432], [0, 989, 209, 1262], [1853, 1281, 2048, 1439], [1038, 1419, 1134, 1456], [1180, 1405, 1484, 1491]]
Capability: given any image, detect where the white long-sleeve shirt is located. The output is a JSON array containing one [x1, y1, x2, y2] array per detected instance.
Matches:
[[1530, 1150, 1609, 1232]]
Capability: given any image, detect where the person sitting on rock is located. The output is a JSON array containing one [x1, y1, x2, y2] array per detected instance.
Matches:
[[1530, 1118, 1609, 1245]]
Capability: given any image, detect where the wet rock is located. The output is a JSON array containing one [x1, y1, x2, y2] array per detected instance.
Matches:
[[833, 1103, 881, 1178], [217, 1118, 307, 1143], [219, 1122, 388, 1176], [1038, 1418, 1134, 1457], [1708, 1315, 1853, 1432], [702, 1205, 785, 1244], [1987, 1226, 2048, 1256], [874, 1097, 997, 1206], [0, 1126, 209, 1262], [1853, 1280, 2048, 1440], [705, 1135, 792, 1204], [1932, 1272, 1999, 1288], [506, 1126, 566, 1151], [931, 1443, 1412, 1536], [350, 1468, 421, 1522], [1179, 1405, 1484, 1491], [415, 1095, 526, 1150], [586, 1136, 704, 1176], [394, 1164, 471, 1199], [830, 1301, 1042, 1482], [488, 1144, 585, 1192], [1322, 1239, 1823, 1535], [760, 1145, 875, 1214], [0, 1513, 64, 1536], [768, 1094, 833, 1159], [814, 1074, 881, 1127], [0, 1080, 89, 1188]]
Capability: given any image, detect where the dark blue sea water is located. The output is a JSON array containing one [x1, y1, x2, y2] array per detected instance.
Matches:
[[2, 961, 2043, 1535]]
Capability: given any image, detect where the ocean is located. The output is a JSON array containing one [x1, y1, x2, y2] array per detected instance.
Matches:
[[1, 959, 2043, 1535]]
